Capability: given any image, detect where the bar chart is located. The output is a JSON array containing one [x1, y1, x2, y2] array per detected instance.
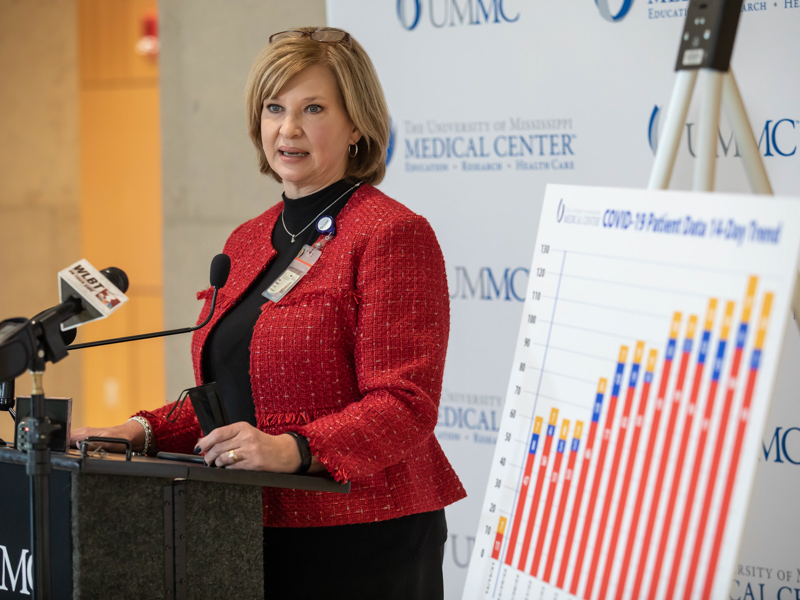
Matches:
[[463, 185, 800, 600]]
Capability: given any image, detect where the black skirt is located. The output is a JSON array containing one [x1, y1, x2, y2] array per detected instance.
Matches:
[[263, 509, 447, 599]]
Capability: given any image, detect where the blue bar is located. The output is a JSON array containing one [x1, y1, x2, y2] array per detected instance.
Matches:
[[571, 438, 581, 453], [592, 393, 604, 423], [628, 362, 641, 388], [711, 340, 728, 381], [529, 432, 540, 454], [697, 331, 711, 364], [665, 339, 677, 361], [611, 361, 626, 397], [750, 349, 762, 370], [736, 323, 748, 349], [557, 439, 566, 453], [547, 424, 556, 437]]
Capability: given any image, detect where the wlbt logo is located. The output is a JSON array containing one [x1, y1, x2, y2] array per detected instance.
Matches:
[[648, 105, 798, 158], [396, 0, 519, 30]]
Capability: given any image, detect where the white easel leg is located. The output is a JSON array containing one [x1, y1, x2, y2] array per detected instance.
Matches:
[[648, 70, 698, 191], [722, 71, 773, 195], [694, 69, 724, 192]]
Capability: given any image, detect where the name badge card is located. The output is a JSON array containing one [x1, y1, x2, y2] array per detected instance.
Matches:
[[262, 243, 324, 303]]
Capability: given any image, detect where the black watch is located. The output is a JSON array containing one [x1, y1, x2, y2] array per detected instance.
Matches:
[[285, 431, 312, 475]]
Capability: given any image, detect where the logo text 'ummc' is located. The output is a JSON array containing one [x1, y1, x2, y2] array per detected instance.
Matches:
[[397, 0, 519, 30], [649, 106, 798, 158], [449, 266, 529, 301]]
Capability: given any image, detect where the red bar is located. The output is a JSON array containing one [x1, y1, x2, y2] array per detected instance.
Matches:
[[617, 312, 682, 597], [492, 517, 509, 560], [597, 345, 656, 598], [650, 300, 717, 594], [685, 277, 758, 597], [701, 292, 772, 600], [556, 378, 608, 590], [569, 346, 629, 597], [584, 341, 645, 600], [666, 300, 735, 600], [504, 416, 544, 567], [544, 420, 584, 583], [517, 408, 559, 572], [631, 315, 698, 599], [531, 418, 570, 578]]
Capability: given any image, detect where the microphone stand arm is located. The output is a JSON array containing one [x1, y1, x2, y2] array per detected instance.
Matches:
[[66, 287, 219, 351]]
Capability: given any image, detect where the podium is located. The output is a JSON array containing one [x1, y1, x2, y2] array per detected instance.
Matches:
[[0, 447, 349, 600]]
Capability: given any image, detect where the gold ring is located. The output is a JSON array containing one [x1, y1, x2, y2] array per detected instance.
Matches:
[[228, 449, 240, 462]]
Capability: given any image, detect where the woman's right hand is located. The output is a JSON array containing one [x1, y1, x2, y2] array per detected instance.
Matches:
[[70, 420, 146, 454]]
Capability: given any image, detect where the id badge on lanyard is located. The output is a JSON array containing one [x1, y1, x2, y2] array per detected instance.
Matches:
[[262, 238, 328, 303]]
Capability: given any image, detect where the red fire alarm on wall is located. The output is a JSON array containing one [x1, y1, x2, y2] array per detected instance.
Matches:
[[135, 10, 159, 59]]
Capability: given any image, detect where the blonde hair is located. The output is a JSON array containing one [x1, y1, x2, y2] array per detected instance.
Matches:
[[244, 27, 390, 185]]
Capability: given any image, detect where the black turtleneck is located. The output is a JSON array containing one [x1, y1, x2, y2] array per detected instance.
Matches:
[[202, 179, 360, 426]]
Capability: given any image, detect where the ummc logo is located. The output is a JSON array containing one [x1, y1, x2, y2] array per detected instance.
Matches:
[[594, 0, 693, 21], [397, 0, 422, 29], [386, 118, 396, 166], [0, 545, 33, 595], [396, 0, 519, 30], [648, 105, 798, 158], [449, 266, 528, 301], [763, 426, 800, 464], [448, 534, 476, 569], [594, 0, 634, 21]]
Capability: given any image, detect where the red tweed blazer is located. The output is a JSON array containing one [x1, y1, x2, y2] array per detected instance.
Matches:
[[136, 184, 466, 527]]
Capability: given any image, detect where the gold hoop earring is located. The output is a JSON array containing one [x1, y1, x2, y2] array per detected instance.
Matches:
[[348, 144, 358, 158]]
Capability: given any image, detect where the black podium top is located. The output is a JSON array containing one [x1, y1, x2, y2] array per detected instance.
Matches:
[[0, 447, 349, 494]]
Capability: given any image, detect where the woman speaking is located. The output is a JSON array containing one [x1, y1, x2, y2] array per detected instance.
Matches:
[[72, 27, 465, 599]]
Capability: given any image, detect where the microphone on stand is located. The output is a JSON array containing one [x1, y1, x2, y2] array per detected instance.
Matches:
[[66, 254, 231, 351], [52, 265, 130, 331], [0, 264, 129, 382]]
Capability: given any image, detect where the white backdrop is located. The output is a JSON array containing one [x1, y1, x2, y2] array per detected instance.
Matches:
[[326, 1, 800, 597]]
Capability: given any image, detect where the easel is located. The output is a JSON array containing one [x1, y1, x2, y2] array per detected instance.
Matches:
[[647, 0, 800, 327], [644, 4, 800, 599], [647, 0, 772, 195]]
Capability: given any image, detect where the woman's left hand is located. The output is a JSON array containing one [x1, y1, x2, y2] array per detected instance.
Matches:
[[195, 422, 301, 472]]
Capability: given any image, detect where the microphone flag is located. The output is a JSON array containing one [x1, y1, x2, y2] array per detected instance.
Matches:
[[58, 259, 129, 330]]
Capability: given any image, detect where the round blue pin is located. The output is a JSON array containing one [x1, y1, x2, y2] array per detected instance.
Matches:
[[316, 215, 336, 236]]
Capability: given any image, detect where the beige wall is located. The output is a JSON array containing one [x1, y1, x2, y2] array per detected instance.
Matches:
[[159, 0, 327, 399], [0, 0, 81, 442], [0, 0, 328, 440], [77, 0, 165, 426], [0, 0, 165, 443]]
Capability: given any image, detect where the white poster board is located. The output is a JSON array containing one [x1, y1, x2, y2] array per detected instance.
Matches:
[[463, 184, 800, 599]]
